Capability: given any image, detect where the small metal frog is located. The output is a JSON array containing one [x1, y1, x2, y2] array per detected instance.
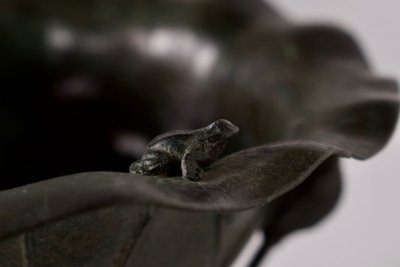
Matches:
[[129, 119, 239, 181]]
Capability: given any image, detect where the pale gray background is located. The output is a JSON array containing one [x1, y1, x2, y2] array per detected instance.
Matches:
[[232, 1, 400, 266]]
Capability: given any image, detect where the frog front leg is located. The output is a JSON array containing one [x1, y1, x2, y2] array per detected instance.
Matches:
[[181, 151, 208, 181]]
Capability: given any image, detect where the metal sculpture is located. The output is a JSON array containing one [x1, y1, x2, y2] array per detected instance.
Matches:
[[0, 0, 398, 266]]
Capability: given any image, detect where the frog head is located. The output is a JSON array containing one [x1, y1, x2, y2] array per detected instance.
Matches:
[[207, 119, 239, 138]]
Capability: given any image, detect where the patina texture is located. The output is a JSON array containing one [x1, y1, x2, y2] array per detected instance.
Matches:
[[130, 119, 239, 180], [0, 0, 398, 266]]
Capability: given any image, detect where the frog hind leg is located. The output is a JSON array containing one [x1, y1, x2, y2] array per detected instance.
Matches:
[[129, 151, 169, 176]]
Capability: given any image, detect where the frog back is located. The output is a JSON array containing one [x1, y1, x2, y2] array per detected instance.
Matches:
[[147, 130, 196, 147], [145, 130, 199, 157]]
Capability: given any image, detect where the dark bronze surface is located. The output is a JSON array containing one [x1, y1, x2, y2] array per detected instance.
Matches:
[[0, 0, 398, 266], [130, 119, 239, 180]]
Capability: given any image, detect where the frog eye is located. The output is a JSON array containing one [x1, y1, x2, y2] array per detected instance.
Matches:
[[214, 123, 224, 132]]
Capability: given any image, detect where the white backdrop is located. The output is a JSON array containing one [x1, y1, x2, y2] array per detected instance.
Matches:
[[232, 1, 400, 266]]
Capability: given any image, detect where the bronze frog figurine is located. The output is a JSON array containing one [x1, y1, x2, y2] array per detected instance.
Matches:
[[129, 119, 239, 181]]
